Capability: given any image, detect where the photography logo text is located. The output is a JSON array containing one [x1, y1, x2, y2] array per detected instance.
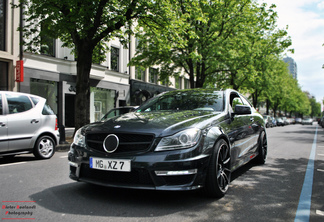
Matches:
[[1, 201, 36, 220]]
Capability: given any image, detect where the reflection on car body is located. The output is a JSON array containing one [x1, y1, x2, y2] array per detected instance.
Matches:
[[100, 106, 137, 122], [68, 89, 267, 197]]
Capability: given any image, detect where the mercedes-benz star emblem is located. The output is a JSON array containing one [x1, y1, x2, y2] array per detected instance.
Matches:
[[103, 134, 119, 153]]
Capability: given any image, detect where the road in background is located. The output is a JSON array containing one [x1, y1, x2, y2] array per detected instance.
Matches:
[[1, 124, 323, 222]]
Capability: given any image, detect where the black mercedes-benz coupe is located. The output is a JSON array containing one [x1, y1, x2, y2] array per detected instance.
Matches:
[[68, 89, 267, 197]]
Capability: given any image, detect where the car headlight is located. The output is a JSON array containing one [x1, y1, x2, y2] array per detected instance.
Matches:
[[73, 128, 86, 147], [155, 128, 201, 151]]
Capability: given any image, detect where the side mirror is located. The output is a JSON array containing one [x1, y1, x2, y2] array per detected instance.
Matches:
[[234, 105, 251, 115]]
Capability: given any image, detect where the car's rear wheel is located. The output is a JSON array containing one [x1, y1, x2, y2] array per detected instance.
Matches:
[[204, 139, 231, 198], [254, 131, 267, 164], [33, 135, 55, 159]]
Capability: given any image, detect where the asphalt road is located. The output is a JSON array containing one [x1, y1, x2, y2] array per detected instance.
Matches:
[[0, 123, 323, 222]]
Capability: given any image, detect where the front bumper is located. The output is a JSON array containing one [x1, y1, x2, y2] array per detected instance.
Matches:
[[68, 143, 211, 191]]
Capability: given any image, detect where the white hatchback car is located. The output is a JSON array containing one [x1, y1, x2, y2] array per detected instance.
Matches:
[[0, 91, 60, 159]]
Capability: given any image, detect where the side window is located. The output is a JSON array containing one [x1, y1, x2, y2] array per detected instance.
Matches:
[[6, 94, 33, 114], [42, 104, 55, 115], [30, 96, 40, 106]]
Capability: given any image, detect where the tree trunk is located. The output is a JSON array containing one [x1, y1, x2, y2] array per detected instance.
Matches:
[[74, 44, 94, 132]]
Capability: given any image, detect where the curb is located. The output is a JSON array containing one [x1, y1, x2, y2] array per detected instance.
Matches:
[[56, 143, 71, 152]]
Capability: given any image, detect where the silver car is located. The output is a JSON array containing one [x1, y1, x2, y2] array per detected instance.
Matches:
[[0, 91, 60, 159]]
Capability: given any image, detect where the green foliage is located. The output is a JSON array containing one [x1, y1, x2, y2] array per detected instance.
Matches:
[[130, 0, 292, 90], [18, 0, 153, 130]]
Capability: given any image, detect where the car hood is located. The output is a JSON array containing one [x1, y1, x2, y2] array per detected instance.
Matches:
[[84, 111, 223, 137]]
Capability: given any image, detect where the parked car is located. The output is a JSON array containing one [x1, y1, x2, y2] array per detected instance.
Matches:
[[100, 106, 137, 121], [302, 118, 313, 125], [69, 89, 267, 198], [263, 115, 273, 128], [0, 91, 59, 159], [271, 117, 277, 127], [282, 117, 289, 125], [320, 116, 324, 128], [276, 117, 285, 126], [295, 118, 302, 124]]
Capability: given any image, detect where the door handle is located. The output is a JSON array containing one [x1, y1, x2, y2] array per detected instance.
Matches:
[[31, 119, 39, 124], [0, 122, 6, 127]]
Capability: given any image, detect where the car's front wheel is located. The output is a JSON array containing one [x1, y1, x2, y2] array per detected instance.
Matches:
[[33, 135, 55, 159], [204, 139, 231, 198]]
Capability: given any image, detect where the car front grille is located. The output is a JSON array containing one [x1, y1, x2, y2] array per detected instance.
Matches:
[[86, 133, 154, 154]]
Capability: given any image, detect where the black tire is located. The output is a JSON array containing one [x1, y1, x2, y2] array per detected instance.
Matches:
[[254, 131, 267, 165], [204, 139, 231, 198], [33, 135, 55, 159]]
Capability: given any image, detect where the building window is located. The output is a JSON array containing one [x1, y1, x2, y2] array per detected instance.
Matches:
[[0, 0, 6, 51], [135, 67, 145, 81], [175, 76, 182, 89], [184, 78, 190, 89], [149, 68, 158, 84], [40, 24, 56, 57], [111, 47, 119, 72], [0, 61, 8, 90]]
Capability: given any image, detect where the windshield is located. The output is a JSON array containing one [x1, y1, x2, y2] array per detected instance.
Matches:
[[137, 90, 224, 112]]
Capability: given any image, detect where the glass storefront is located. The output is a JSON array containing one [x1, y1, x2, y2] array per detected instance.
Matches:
[[30, 78, 58, 114], [90, 87, 115, 122]]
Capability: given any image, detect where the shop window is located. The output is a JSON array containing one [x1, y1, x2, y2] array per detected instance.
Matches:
[[111, 47, 119, 72], [30, 79, 58, 114], [90, 87, 115, 123], [0, 0, 5, 51]]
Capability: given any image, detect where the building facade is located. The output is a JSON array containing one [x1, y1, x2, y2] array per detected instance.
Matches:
[[2, 2, 190, 130], [283, 57, 297, 80], [0, 0, 20, 92]]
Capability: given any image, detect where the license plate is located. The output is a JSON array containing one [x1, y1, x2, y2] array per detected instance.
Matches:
[[90, 157, 131, 172]]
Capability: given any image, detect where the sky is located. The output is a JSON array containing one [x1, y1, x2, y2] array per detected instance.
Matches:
[[261, 0, 324, 104]]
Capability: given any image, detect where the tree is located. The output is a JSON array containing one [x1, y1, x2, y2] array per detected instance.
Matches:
[[309, 97, 321, 118], [130, 0, 291, 90], [19, 0, 151, 132]]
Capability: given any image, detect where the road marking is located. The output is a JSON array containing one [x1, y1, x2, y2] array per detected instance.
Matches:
[[318, 154, 324, 156], [295, 125, 318, 222], [60, 156, 68, 159], [317, 169, 324, 172], [316, 210, 324, 216], [0, 162, 26, 167]]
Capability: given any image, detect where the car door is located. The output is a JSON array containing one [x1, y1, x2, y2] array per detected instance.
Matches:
[[239, 94, 260, 153], [0, 93, 8, 152], [5, 93, 41, 151], [226, 93, 252, 169]]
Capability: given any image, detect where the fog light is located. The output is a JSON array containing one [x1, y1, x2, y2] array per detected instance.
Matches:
[[155, 169, 197, 176]]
